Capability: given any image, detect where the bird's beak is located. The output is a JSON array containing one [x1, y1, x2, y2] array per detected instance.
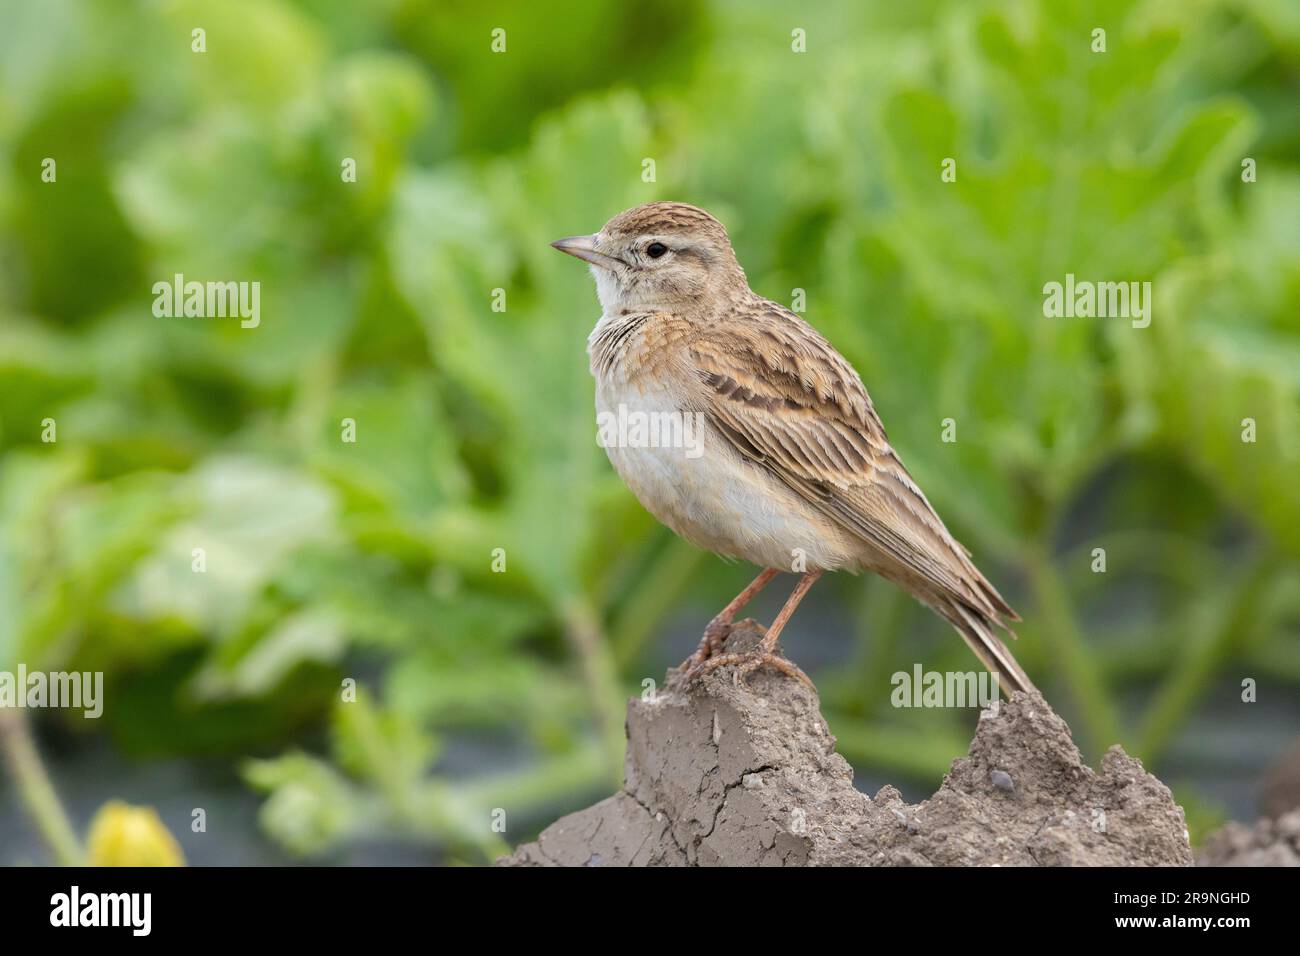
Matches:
[[550, 234, 621, 269]]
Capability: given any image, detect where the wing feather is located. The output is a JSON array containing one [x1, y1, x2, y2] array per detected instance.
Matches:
[[686, 304, 1019, 626]]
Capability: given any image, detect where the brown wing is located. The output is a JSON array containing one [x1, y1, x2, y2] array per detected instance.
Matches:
[[683, 303, 1034, 694], [684, 303, 1020, 625]]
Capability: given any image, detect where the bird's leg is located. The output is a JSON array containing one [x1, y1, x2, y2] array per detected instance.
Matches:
[[683, 567, 780, 670], [692, 570, 824, 686], [756, 568, 822, 654]]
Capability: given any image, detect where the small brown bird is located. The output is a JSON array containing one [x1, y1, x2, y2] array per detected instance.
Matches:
[[552, 202, 1033, 694]]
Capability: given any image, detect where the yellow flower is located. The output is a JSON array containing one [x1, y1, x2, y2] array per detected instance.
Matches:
[[86, 801, 185, 867]]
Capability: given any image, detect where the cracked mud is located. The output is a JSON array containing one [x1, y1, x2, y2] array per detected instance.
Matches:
[[500, 620, 1194, 867]]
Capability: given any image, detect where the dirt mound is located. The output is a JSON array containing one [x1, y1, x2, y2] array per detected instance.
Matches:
[[1198, 810, 1300, 866], [501, 620, 1193, 866]]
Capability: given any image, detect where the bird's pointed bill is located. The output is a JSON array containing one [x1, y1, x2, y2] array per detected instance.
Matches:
[[550, 234, 621, 269]]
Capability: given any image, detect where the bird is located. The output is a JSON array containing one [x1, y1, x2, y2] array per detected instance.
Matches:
[[551, 201, 1034, 695]]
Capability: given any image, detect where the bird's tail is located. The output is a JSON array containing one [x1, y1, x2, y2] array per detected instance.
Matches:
[[938, 600, 1036, 698]]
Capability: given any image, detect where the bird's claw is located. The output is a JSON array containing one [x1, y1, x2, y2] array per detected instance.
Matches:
[[700, 616, 733, 656], [679, 616, 733, 676], [682, 649, 813, 688]]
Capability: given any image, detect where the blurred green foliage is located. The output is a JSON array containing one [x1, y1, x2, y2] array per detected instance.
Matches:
[[1, 0, 1298, 862]]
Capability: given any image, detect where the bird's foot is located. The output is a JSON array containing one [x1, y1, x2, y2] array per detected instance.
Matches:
[[700, 614, 735, 658], [684, 648, 813, 688], [679, 614, 734, 674]]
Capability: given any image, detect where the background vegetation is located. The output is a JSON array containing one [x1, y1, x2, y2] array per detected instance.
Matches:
[[1, 0, 1297, 864]]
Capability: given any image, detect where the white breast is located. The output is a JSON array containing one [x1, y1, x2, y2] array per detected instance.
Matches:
[[589, 314, 860, 572]]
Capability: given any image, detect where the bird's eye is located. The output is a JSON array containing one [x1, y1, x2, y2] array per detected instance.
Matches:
[[646, 242, 668, 259]]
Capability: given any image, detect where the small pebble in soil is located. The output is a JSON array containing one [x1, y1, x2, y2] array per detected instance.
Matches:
[[991, 770, 1015, 792]]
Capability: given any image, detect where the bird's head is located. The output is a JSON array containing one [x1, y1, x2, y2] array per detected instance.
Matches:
[[551, 202, 746, 314]]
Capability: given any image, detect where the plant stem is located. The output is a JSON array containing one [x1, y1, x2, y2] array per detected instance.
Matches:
[[0, 709, 84, 865], [610, 539, 703, 668], [560, 597, 625, 777], [1023, 546, 1122, 756]]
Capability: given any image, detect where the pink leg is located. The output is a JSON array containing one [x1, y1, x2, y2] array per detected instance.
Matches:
[[758, 570, 822, 653], [684, 568, 780, 668], [693, 570, 824, 686]]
